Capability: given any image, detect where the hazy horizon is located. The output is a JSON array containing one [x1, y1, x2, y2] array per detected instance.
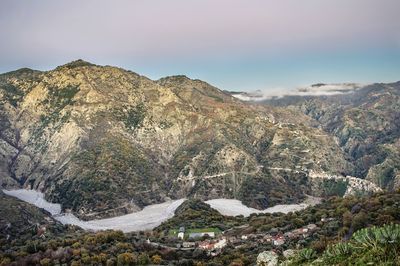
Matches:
[[1, 0, 399, 92]]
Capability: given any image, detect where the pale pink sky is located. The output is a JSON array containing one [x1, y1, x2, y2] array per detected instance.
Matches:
[[1, 0, 399, 90]]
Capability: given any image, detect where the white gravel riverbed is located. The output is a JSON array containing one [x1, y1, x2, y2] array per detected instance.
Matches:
[[3, 189, 320, 231]]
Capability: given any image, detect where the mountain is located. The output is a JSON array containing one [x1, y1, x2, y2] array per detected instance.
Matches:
[[0, 60, 378, 220], [257, 82, 400, 190], [0, 61, 398, 266]]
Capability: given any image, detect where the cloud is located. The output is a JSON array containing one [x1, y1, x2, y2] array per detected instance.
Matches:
[[232, 83, 366, 101]]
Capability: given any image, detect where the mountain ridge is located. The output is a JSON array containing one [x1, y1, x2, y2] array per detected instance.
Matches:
[[255, 82, 400, 191], [0, 61, 387, 220]]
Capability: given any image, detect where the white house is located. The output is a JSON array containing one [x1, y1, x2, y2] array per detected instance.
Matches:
[[214, 238, 227, 249], [273, 236, 285, 246]]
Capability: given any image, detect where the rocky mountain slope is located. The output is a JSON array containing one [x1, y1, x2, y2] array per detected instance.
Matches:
[[0, 60, 376, 219], [259, 82, 400, 191]]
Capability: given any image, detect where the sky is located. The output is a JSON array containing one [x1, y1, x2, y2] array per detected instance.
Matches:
[[0, 0, 399, 91]]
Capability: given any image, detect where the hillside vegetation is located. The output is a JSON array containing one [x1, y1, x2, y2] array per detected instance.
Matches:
[[0, 61, 359, 219], [261, 82, 400, 191], [1, 190, 400, 265]]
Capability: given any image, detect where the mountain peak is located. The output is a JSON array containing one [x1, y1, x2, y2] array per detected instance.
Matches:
[[1, 67, 41, 77], [157, 75, 191, 84], [56, 59, 96, 70]]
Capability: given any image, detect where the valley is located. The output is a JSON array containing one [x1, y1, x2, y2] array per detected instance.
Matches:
[[0, 60, 363, 220], [2, 189, 185, 232], [0, 61, 398, 265], [1, 1, 399, 264], [2, 189, 320, 231]]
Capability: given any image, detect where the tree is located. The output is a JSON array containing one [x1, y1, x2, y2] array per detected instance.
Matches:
[[117, 253, 137, 265], [137, 253, 150, 265], [229, 258, 244, 266], [352, 211, 368, 231], [342, 211, 352, 228], [293, 218, 305, 228], [70, 260, 82, 266], [338, 226, 349, 238], [40, 258, 52, 266], [151, 255, 162, 264], [106, 258, 116, 266]]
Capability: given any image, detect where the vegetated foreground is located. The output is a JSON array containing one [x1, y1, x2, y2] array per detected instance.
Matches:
[[1, 190, 400, 265]]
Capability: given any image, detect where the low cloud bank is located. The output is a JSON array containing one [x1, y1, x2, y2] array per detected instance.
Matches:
[[232, 83, 365, 101]]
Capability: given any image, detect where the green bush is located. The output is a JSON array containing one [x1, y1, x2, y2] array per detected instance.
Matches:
[[289, 248, 317, 264], [318, 224, 400, 265], [352, 223, 400, 250], [117, 252, 137, 265], [323, 242, 352, 263]]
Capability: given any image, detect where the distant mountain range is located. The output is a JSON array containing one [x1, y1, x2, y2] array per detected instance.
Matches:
[[0, 60, 397, 220], [229, 82, 400, 190]]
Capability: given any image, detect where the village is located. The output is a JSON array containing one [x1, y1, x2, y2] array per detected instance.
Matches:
[[150, 217, 336, 257]]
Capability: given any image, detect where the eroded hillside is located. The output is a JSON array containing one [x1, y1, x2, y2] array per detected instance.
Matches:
[[260, 82, 400, 190], [0, 60, 373, 219]]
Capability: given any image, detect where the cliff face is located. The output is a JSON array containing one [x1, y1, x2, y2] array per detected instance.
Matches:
[[261, 82, 400, 191], [0, 60, 361, 219]]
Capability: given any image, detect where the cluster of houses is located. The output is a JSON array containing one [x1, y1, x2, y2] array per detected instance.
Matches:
[[224, 222, 321, 249], [308, 170, 382, 196], [176, 238, 228, 256], [175, 227, 227, 255], [170, 220, 332, 256]]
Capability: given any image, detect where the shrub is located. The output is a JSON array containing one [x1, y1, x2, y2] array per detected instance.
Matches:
[[151, 255, 162, 264], [351, 211, 368, 231], [352, 223, 400, 250], [291, 248, 317, 264], [106, 258, 117, 266], [319, 224, 400, 265], [40, 258, 52, 266], [117, 252, 137, 265], [137, 253, 150, 265], [70, 260, 82, 266], [323, 242, 352, 260]]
